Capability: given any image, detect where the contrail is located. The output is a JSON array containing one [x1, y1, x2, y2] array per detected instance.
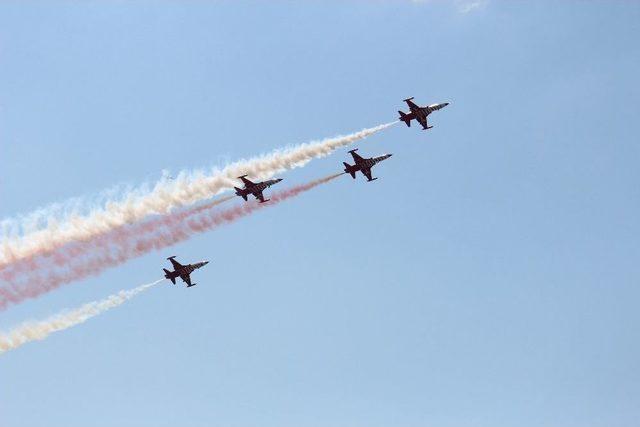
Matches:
[[0, 122, 395, 267], [0, 173, 344, 310], [0, 279, 162, 354]]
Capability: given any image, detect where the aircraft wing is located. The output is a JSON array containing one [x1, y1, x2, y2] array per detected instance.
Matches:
[[404, 98, 420, 111], [240, 176, 256, 187], [180, 273, 192, 287], [254, 191, 266, 203], [416, 115, 429, 129], [361, 167, 374, 181], [349, 150, 365, 163], [169, 257, 183, 269]]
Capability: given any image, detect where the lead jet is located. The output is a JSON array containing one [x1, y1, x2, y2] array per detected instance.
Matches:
[[398, 97, 449, 130], [234, 175, 283, 203], [343, 149, 392, 182], [163, 256, 209, 288]]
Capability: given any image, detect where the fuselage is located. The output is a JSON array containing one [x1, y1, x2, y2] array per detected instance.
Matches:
[[345, 154, 392, 174], [356, 154, 392, 170], [239, 178, 282, 197], [399, 99, 449, 129], [411, 102, 449, 118], [166, 261, 208, 278]]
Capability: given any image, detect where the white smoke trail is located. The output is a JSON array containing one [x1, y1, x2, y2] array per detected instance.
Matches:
[[0, 279, 162, 354], [0, 122, 396, 265]]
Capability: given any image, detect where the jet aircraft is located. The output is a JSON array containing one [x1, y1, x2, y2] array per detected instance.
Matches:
[[234, 175, 283, 203], [398, 97, 449, 130], [163, 256, 209, 288], [343, 149, 392, 182]]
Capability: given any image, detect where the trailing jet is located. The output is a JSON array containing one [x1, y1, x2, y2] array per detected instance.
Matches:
[[234, 175, 283, 203], [343, 149, 392, 182], [163, 256, 209, 288], [398, 97, 449, 130]]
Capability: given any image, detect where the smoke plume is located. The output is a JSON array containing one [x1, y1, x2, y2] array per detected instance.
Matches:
[[0, 174, 344, 310], [1, 123, 395, 266], [0, 279, 162, 354]]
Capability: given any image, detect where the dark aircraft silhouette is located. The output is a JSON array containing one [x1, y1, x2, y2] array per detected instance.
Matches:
[[163, 256, 209, 288], [398, 97, 449, 130], [343, 149, 392, 182], [234, 175, 283, 203]]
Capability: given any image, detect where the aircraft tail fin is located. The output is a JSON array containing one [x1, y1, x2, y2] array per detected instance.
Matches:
[[343, 162, 356, 179], [234, 187, 248, 201], [163, 269, 176, 284], [398, 111, 411, 127]]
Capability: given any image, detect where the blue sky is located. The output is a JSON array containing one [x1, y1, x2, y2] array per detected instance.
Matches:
[[1, 1, 639, 426]]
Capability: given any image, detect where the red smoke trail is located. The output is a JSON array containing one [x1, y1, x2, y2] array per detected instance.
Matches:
[[0, 196, 235, 281], [0, 174, 343, 310], [0, 197, 236, 307]]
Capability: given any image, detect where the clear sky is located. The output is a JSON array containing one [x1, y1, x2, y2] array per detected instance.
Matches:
[[1, 1, 639, 426]]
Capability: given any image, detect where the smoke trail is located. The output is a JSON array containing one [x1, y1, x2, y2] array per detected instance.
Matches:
[[0, 195, 235, 283], [0, 174, 344, 310], [0, 279, 162, 354], [1, 123, 395, 266]]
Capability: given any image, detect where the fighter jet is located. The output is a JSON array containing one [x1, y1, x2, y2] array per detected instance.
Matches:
[[398, 97, 449, 130], [163, 256, 209, 288], [234, 175, 283, 203], [343, 149, 392, 182]]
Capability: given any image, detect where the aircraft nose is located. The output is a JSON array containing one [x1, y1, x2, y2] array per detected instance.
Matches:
[[443, 102, 450, 107], [276, 178, 283, 182]]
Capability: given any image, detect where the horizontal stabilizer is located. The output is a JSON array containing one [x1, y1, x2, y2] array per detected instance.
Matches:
[[234, 187, 248, 201], [187, 283, 196, 288], [398, 111, 411, 127], [343, 162, 356, 179], [163, 269, 176, 284]]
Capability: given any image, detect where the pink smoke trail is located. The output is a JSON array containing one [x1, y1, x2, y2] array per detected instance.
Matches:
[[0, 174, 343, 310], [0, 195, 235, 282], [1, 122, 395, 267]]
